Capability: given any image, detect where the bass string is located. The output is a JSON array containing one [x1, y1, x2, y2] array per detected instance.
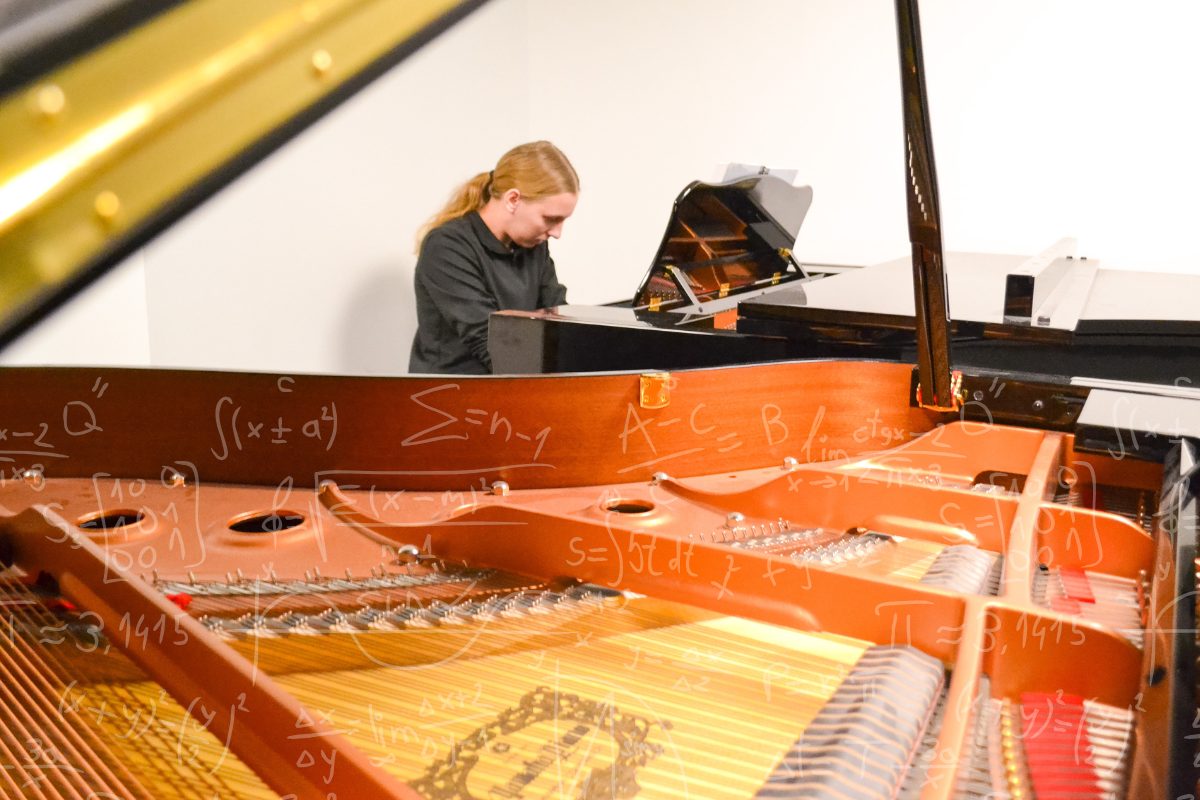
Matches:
[[83, 679, 277, 800], [0, 573, 148, 800], [0, 573, 264, 800]]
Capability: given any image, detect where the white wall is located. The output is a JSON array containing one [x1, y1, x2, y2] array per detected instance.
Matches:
[[6, 0, 1200, 370], [535, 0, 1200, 296], [0, 251, 152, 366], [4, 0, 531, 373]]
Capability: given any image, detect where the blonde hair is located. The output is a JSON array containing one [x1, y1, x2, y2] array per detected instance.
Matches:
[[415, 141, 579, 252]]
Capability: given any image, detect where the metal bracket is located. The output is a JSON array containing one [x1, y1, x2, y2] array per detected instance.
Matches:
[[910, 367, 1090, 430]]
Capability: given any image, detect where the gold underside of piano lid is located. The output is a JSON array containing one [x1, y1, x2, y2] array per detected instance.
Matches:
[[0, 0, 466, 328]]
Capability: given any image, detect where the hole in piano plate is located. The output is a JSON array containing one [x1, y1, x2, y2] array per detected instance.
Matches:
[[77, 509, 144, 530], [604, 500, 655, 514], [228, 511, 305, 534], [972, 470, 1026, 494]]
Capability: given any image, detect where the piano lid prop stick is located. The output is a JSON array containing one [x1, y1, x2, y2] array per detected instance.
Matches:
[[895, 0, 956, 411]]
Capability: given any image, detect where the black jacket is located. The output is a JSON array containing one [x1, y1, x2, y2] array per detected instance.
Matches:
[[409, 212, 567, 374]]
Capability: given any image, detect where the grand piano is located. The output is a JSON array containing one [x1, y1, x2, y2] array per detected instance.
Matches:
[[1, 2, 1197, 799]]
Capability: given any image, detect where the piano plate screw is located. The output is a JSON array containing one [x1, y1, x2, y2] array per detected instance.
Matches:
[[94, 190, 120, 224], [491, 481, 510, 496], [22, 469, 43, 488], [725, 512, 745, 529], [782, 457, 799, 471], [651, 472, 670, 486], [32, 84, 66, 118], [311, 49, 333, 77], [169, 471, 186, 487], [1033, 399, 1045, 411]]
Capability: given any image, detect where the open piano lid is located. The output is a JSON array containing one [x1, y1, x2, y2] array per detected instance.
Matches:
[[633, 174, 813, 312], [0, 0, 482, 350]]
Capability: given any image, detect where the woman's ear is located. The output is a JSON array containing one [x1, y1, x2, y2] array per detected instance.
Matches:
[[502, 188, 522, 213]]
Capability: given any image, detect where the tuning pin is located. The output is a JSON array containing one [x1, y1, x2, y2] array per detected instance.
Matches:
[[346, 568, 354, 581]]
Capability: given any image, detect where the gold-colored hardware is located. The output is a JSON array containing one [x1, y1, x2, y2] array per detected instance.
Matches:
[[916, 370, 963, 411], [94, 191, 121, 223], [648, 296, 661, 311], [777, 247, 791, 260], [300, 1, 321, 22], [997, 699, 1030, 799], [32, 84, 67, 119], [771, 271, 781, 285], [639, 372, 671, 409], [0, 0, 462, 329], [311, 49, 333, 76], [718, 282, 729, 299]]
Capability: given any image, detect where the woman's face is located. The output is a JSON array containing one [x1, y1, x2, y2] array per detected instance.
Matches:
[[505, 191, 578, 248]]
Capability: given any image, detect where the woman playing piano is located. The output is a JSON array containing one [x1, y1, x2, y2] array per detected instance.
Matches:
[[409, 141, 579, 374]]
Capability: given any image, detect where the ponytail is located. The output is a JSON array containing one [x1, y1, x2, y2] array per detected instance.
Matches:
[[415, 141, 578, 253]]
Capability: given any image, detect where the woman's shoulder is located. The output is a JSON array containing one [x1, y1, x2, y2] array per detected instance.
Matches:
[[426, 213, 477, 243], [420, 215, 480, 257]]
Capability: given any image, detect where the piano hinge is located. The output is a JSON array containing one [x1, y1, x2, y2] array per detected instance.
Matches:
[[640, 372, 671, 409], [718, 282, 729, 299], [914, 370, 963, 412]]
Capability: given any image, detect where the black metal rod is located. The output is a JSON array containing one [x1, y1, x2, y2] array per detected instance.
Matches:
[[895, 0, 954, 408]]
